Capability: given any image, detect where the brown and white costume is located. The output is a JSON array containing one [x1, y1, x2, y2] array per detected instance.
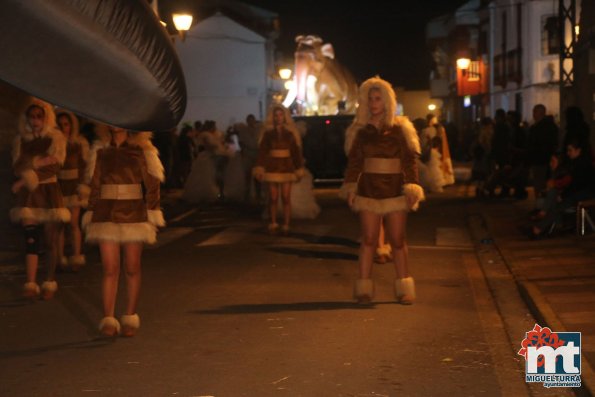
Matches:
[[341, 116, 424, 214], [341, 77, 423, 305], [253, 107, 305, 183], [57, 110, 90, 208], [82, 132, 165, 244], [11, 99, 70, 224]]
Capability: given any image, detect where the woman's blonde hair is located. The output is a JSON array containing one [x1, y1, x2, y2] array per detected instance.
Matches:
[[262, 104, 302, 147], [353, 76, 397, 128]]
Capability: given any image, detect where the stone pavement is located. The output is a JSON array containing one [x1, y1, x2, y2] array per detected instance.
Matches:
[[457, 183, 595, 396]]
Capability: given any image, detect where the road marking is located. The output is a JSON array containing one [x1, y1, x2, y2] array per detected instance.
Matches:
[[169, 208, 197, 223], [147, 227, 194, 249]]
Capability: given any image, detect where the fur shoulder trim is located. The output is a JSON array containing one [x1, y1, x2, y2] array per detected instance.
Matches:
[[47, 127, 67, 165], [394, 116, 420, 155], [143, 144, 165, 182], [85, 140, 109, 184], [127, 132, 164, 182], [126, 131, 153, 148]]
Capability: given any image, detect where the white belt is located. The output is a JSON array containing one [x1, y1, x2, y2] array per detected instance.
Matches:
[[269, 149, 290, 158], [58, 169, 79, 180], [100, 184, 142, 200], [39, 176, 58, 184], [363, 158, 402, 174]]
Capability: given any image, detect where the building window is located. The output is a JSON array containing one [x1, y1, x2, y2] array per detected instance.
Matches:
[[468, 61, 481, 81], [542, 16, 559, 56]]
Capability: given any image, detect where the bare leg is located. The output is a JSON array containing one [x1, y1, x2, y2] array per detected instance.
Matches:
[[70, 206, 82, 256], [269, 183, 279, 228], [384, 211, 409, 278], [123, 243, 143, 315], [358, 211, 382, 279], [281, 182, 292, 229], [99, 242, 121, 317]]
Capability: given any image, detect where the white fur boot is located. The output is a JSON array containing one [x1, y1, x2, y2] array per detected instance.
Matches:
[[120, 314, 141, 337], [23, 282, 40, 299], [99, 316, 120, 337], [68, 255, 86, 270], [394, 277, 415, 305], [375, 244, 392, 263], [354, 279, 374, 304], [41, 280, 58, 301]]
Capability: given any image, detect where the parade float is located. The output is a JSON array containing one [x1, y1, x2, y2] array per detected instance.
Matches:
[[282, 35, 357, 181]]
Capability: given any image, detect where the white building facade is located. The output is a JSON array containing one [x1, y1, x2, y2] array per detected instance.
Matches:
[[488, 0, 579, 122], [175, 13, 267, 129]]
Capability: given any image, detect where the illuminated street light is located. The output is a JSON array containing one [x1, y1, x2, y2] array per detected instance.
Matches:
[[173, 13, 193, 31], [173, 13, 193, 41], [279, 68, 292, 80], [456, 57, 471, 70]]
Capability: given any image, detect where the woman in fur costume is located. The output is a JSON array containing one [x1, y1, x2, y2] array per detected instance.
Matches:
[[56, 109, 89, 271], [83, 125, 165, 337], [11, 98, 70, 300], [340, 77, 425, 305], [253, 105, 306, 233]]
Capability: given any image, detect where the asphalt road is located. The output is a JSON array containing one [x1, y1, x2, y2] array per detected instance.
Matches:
[[0, 189, 573, 396]]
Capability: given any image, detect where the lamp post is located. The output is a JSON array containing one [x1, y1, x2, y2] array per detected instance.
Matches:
[[172, 13, 193, 41]]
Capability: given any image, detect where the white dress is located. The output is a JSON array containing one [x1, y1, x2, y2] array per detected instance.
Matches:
[[222, 135, 246, 202], [182, 131, 229, 203], [417, 126, 447, 193]]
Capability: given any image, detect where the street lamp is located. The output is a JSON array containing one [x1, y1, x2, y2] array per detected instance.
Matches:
[[172, 13, 193, 41], [456, 57, 471, 70], [279, 68, 292, 80]]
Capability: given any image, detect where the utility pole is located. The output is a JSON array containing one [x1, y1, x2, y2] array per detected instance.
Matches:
[[559, 0, 577, 128]]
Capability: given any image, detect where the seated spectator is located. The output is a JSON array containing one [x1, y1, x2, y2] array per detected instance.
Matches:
[[528, 140, 595, 239]]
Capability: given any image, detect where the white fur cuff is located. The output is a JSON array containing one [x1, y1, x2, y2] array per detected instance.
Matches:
[[81, 211, 93, 230], [21, 169, 39, 191], [147, 210, 166, 227], [338, 182, 357, 200], [403, 183, 425, 211]]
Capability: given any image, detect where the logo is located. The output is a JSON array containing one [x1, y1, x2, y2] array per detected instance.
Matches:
[[518, 324, 581, 388]]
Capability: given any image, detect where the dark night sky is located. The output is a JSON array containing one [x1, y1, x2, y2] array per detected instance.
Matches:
[[242, 0, 468, 90]]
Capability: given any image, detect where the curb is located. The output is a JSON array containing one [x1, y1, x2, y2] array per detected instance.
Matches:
[[518, 281, 595, 397]]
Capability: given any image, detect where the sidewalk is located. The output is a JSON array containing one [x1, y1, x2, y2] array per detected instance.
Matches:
[[468, 185, 595, 395]]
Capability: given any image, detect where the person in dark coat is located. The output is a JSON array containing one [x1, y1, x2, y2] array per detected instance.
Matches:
[[527, 104, 559, 204]]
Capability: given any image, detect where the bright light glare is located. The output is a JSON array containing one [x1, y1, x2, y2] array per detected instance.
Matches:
[[173, 14, 193, 31], [428, 104, 437, 111], [284, 80, 295, 90], [279, 68, 292, 80], [457, 57, 471, 70]]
